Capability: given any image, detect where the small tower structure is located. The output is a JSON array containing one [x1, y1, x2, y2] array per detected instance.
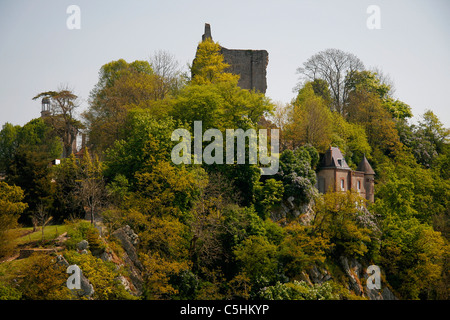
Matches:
[[356, 155, 375, 203], [41, 97, 51, 118]]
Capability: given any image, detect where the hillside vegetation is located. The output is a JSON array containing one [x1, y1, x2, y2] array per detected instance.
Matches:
[[0, 41, 448, 300]]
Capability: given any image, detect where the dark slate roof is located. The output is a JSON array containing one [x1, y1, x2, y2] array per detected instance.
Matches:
[[320, 147, 351, 170], [357, 155, 375, 175]]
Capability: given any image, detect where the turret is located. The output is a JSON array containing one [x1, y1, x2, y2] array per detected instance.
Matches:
[[357, 155, 375, 203]]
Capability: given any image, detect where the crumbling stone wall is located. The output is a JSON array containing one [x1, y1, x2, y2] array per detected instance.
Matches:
[[220, 47, 268, 94], [197, 23, 268, 94]]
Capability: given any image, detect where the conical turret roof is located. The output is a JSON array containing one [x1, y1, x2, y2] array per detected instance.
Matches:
[[357, 155, 375, 175]]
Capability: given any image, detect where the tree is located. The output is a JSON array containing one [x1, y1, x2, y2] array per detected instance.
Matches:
[[103, 111, 179, 183], [84, 59, 167, 156], [345, 85, 402, 156], [377, 214, 448, 299], [418, 110, 449, 155], [172, 72, 272, 133], [344, 70, 412, 121], [0, 182, 27, 258], [15, 253, 73, 300], [276, 146, 318, 208], [233, 235, 278, 288], [133, 161, 201, 219], [53, 154, 84, 221], [32, 201, 53, 243], [149, 50, 186, 99], [285, 82, 333, 151], [3, 118, 61, 224], [278, 222, 330, 278], [191, 38, 239, 85], [0, 123, 19, 174], [313, 191, 376, 258], [33, 87, 84, 158], [76, 148, 105, 224], [330, 112, 372, 168], [254, 178, 284, 220], [296, 48, 365, 114]]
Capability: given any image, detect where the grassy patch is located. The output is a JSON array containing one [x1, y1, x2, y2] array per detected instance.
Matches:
[[13, 224, 71, 246]]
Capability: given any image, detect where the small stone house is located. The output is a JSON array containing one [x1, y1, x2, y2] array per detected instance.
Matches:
[[316, 147, 375, 202]]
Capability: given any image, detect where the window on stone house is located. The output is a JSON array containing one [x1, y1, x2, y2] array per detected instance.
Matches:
[[357, 180, 361, 191], [340, 179, 345, 191]]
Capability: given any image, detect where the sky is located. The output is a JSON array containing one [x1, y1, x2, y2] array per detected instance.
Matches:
[[0, 0, 449, 128]]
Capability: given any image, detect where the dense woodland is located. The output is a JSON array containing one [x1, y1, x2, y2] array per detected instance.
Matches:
[[0, 39, 448, 300]]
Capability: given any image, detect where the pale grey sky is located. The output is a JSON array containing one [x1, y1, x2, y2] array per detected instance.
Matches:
[[0, 0, 449, 128]]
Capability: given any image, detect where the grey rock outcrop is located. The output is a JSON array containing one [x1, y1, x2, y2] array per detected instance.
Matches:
[[112, 225, 143, 295], [77, 240, 89, 251], [56, 255, 94, 298], [339, 256, 397, 300]]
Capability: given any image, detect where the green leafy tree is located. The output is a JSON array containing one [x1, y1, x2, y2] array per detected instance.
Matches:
[[2, 118, 61, 223], [53, 154, 84, 221], [234, 235, 278, 288], [33, 88, 84, 158], [0, 182, 27, 258], [277, 146, 318, 207], [345, 85, 402, 156], [84, 59, 169, 156], [345, 70, 412, 121], [286, 83, 333, 152], [254, 178, 284, 220], [104, 111, 179, 184], [278, 222, 330, 278], [76, 148, 105, 224], [313, 191, 376, 258], [0, 123, 19, 174]]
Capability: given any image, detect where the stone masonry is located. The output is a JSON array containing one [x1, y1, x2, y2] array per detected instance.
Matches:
[[197, 23, 268, 94]]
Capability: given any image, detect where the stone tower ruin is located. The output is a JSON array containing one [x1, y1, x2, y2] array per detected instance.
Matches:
[[195, 23, 269, 94]]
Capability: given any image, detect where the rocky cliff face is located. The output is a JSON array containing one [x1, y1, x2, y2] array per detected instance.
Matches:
[[111, 225, 144, 296], [272, 195, 397, 300], [338, 256, 397, 300], [71, 224, 144, 297]]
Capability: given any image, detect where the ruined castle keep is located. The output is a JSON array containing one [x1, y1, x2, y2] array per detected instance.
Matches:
[[196, 23, 269, 94]]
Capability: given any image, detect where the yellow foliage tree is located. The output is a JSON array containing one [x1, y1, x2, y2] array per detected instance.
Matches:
[[191, 38, 239, 85]]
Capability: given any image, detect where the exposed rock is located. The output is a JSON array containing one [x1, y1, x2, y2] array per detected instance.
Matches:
[[77, 240, 89, 251], [112, 225, 143, 295], [271, 196, 315, 224], [56, 255, 94, 298], [99, 250, 112, 262], [339, 256, 397, 300], [300, 265, 332, 285], [340, 256, 364, 296], [116, 275, 132, 292]]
